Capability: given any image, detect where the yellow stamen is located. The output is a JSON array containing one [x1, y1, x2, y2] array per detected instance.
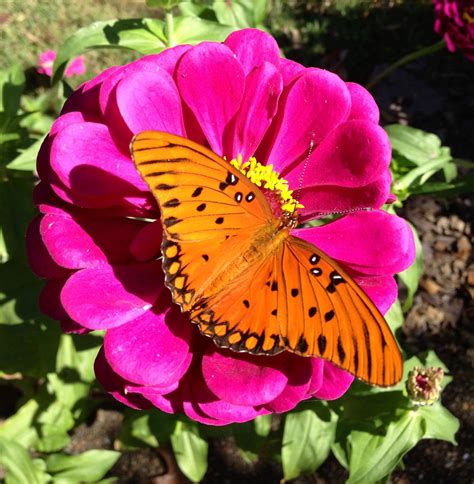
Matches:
[[230, 155, 304, 214]]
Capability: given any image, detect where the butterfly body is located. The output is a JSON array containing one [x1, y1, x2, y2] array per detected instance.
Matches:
[[131, 131, 403, 387]]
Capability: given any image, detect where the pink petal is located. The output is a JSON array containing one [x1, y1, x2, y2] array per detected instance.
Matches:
[[104, 305, 192, 387], [95, 348, 152, 410], [308, 358, 325, 394], [99, 47, 191, 115], [265, 353, 312, 413], [353, 275, 398, 315], [115, 70, 186, 137], [195, 371, 269, 423], [292, 210, 416, 276], [312, 363, 354, 400], [60, 319, 91, 335], [129, 220, 162, 262], [285, 119, 391, 189], [62, 65, 120, 117], [224, 28, 280, 74], [261, 68, 351, 172], [144, 391, 182, 414], [177, 42, 245, 155], [297, 171, 392, 222], [225, 62, 282, 160], [278, 58, 305, 86], [64, 55, 86, 77], [26, 216, 70, 278], [39, 279, 68, 320], [201, 347, 288, 407], [40, 211, 145, 269], [50, 122, 147, 203], [61, 262, 164, 329], [346, 82, 380, 124], [179, 379, 235, 426]]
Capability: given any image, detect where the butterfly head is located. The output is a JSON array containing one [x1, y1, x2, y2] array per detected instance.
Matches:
[[229, 154, 304, 224]]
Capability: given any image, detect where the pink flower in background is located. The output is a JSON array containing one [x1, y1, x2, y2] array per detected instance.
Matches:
[[434, 0, 474, 61], [27, 29, 415, 425], [37, 50, 86, 77]]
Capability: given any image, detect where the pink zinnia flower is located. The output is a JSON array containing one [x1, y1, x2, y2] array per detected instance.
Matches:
[[37, 50, 86, 78], [434, 0, 474, 61], [28, 29, 415, 425]]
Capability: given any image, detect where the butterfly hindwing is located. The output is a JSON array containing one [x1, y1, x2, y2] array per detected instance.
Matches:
[[189, 253, 285, 356], [276, 236, 403, 386]]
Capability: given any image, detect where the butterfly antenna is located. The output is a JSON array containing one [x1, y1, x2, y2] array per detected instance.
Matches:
[[295, 134, 315, 207]]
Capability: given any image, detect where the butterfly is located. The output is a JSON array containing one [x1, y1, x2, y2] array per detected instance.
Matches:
[[131, 131, 403, 387]]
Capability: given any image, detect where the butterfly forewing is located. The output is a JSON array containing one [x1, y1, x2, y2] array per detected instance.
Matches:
[[131, 131, 273, 309]]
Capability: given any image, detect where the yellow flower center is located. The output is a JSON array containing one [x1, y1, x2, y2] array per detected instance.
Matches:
[[229, 154, 304, 215]]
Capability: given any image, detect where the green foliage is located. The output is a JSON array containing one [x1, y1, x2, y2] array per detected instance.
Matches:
[[45, 450, 120, 482], [387, 124, 473, 203], [0, 437, 49, 484], [397, 223, 423, 311], [171, 421, 208, 482], [282, 403, 337, 479]]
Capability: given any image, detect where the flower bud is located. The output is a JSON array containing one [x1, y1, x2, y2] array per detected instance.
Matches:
[[406, 366, 444, 405]]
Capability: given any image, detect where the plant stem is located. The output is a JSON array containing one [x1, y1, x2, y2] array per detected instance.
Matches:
[[165, 12, 176, 48], [366, 40, 446, 91]]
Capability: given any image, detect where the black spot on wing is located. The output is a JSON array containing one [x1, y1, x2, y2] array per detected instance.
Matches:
[[324, 310, 335, 322], [318, 335, 327, 355], [164, 216, 181, 227], [192, 187, 203, 197], [162, 198, 180, 208]]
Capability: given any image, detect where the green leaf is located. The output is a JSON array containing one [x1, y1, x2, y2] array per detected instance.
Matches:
[[0, 176, 36, 264], [36, 401, 75, 453], [0, 65, 25, 116], [146, 0, 181, 8], [254, 414, 272, 437], [282, 405, 337, 480], [0, 437, 49, 484], [127, 413, 159, 448], [46, 334, 101, 413], [442, 161, 457, 183], [53, 19, 167, 83], [0, 321, 60, 375], [0, 399, 40, 448], [0, 262, 43, 323], [410, 172, 474, 197], [213, 0, 267, 28], [173, 16, 237, 45], [384, 299, 404, 333], [417, 403, 459, 445], [385, 124, 444, 166], [398, 223, 423, 311], [346, 410, 424, 483], [171, 421, 208, 482], [6, 135, 46, 171], [46, 450, 120, 481]]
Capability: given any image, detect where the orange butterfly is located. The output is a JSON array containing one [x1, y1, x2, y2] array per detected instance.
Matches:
[[131, 131, 403, 387]]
